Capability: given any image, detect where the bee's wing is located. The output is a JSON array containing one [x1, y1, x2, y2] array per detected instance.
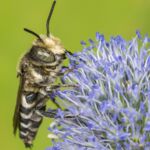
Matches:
[[13, 75, 24, 135]]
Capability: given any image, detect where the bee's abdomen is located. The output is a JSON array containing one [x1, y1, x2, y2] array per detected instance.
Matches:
[[19, 114, 43, 147], [19, 92, 45, 147]]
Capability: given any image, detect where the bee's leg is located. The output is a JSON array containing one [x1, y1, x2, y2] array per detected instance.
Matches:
[[36, 108, 57, 118], [58, 49, 74, 76], [46, 84, 77, 108], [38, 88, 62, 109], [49, 92, 62, 109], [49, 84, 78, 90], [36, 108, 76, 119], [46, 84, 77, 92], [52, 98, 61, 108], [45, 84, 78, 109], [65, 49, 73, 55], [57, 66, 74, 77]]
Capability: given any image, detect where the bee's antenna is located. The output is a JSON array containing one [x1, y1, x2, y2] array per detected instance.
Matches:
[[46, 0, 57, 37], [24, 28, 44, 42]]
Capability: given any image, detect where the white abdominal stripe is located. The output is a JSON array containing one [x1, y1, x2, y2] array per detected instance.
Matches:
[[20, 122, 31, 128]]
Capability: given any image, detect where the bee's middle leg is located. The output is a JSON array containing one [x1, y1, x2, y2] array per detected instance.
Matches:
[[48, 92, 62, 109]]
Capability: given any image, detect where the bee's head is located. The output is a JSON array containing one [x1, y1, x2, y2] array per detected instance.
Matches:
[[24, 0, 64, 64], [29, 35, 64, 64]]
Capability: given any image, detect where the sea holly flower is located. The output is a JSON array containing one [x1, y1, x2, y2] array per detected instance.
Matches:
[[47, 32, 150, 150]]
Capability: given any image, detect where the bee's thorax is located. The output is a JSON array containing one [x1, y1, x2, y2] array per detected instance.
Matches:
[[33, 35, 65, 55]]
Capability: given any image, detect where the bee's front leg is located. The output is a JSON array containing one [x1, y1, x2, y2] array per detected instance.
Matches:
[[57, 66, 74, 77], [65, 49, 73, 55]]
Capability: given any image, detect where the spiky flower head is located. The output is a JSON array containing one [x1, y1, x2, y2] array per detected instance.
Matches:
[[47, 31, 150, 150]]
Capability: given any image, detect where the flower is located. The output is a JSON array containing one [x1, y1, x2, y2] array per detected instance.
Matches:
[[47, 31, 150, 150]]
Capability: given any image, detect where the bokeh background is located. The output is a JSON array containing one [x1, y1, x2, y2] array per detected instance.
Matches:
[[1, 0, 150, 149]]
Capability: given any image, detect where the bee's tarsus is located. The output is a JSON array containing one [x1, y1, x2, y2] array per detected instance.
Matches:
[[65, 49, 73, 55], [50, 95, 61, 108]]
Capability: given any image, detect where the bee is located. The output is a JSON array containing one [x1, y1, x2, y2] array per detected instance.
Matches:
[[13, 0, 70, 147]]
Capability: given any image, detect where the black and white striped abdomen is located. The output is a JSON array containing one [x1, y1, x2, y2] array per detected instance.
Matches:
[[19, 92, 46, 147]]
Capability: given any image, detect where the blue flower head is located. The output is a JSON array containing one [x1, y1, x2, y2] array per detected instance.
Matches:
[[48, 32, 150, 150]]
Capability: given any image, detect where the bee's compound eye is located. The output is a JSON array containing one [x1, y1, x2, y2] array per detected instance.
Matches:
[[30, 47, 55, 63]]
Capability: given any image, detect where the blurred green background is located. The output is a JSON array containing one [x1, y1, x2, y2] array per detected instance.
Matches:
[[1, 0, 150, 149]]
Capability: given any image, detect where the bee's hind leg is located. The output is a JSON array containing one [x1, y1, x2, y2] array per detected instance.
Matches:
[[36, 107, 57, 118], [36, 107, 76, 119]]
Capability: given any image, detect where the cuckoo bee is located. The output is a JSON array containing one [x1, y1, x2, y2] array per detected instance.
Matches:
[[13, 0, 71, 147]]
